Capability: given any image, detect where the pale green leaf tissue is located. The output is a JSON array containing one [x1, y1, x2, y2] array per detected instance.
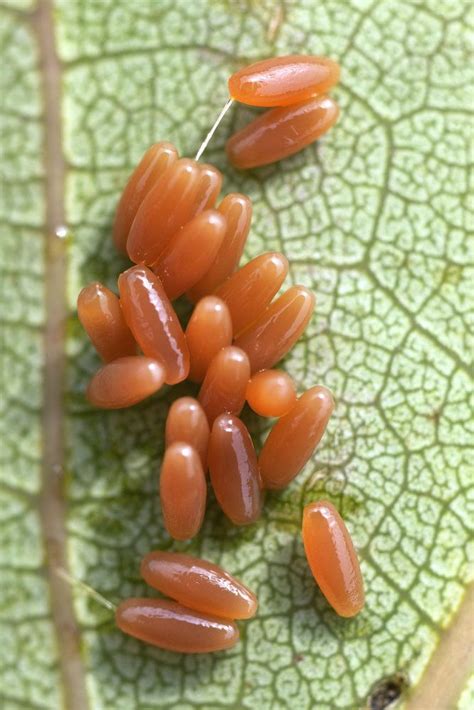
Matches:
[[0, 1, 472, 709]]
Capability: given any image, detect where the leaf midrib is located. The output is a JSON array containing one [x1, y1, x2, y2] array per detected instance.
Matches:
[[405, 584, 474, 710], [33, 1, 89, 708]]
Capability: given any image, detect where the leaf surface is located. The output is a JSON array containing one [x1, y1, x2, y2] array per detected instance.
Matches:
[[0, 1, 473, 709]]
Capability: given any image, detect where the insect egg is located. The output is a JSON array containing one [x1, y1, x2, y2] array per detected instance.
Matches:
[[198, 345, 250, 424], [208, 414, 263, 526], [112, 141, 178, 253], [77, 282, 136, 362], [165, 397, 210, 470], [302, 500, 365, 617], [226, 95, 339, 169], [188, 192, 252, 301], [159, 442, 207, 541], [228, 54, 340, 107], [246, 369, 297, 418], [259, 385, 334, 489], [141, 551, 258, 619], [151, 209, 226, 300], [126, 158, 201, 265], [185, 296, 233, 383], [234, 285, 315, 373], [116, 598, 239, 653], [118, 264, 190, 384], [86, 357, 165, 409], [214, 252, 288, 337], [193, 162, 223, 213]]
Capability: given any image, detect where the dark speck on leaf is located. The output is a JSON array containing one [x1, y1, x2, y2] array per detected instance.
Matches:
[[368, 673, 409, 710]]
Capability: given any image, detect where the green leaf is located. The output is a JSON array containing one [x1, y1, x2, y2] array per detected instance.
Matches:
[[1, 1, 473, 709]]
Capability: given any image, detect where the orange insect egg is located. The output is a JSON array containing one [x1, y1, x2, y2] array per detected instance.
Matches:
[[141, 551, 258, 619], [116, 598, 239, 653], [228, 55, 340, 107], [198, 346, 250, 424], [194, 163, 223, 213], [185, 296, 233, 383], [152, 210, 226, 300], [77, 282, 136, 362], [118, 265, 190, 384], [259, 386, 334, 489], [159, 443, 206, 541], [234, 285, 315, 373], [165, 397, 210, 470], [188, 193, 252, 302], [127, 158, 201, 265], [208, 414, 263, 526], [214, 252, 288, 337], [246, 369, 296, 417], [112, 141, 178, 254], [86, 356, 165, 409], [302, 500, 365, 618], [227, 95, 339, 169]]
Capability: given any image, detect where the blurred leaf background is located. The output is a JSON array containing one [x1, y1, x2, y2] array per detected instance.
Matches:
[[0, 1, 473, 709]]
